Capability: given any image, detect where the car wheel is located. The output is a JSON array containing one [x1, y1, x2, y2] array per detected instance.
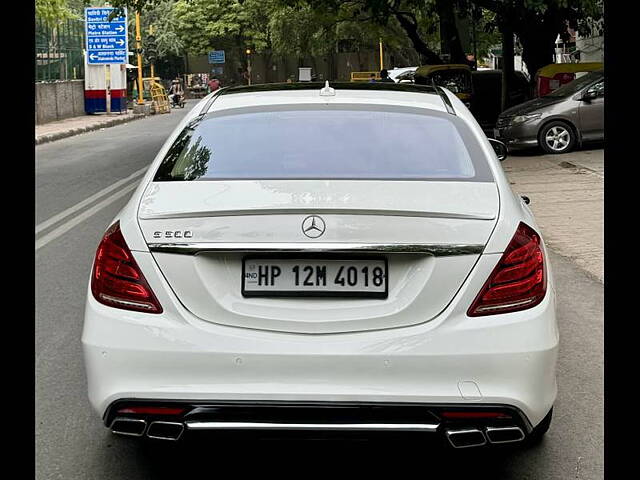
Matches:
[[539, 121, 576, 154], [525, 407, 553, 446]]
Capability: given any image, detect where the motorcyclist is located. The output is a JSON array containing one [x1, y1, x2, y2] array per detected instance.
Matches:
[[168, 78, 184, 106]]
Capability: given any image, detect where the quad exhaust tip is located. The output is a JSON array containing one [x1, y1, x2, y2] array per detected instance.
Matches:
[[146, 421, 185, 441], [445, 426, 526, 448], [110, 417, 147, 437], [485, 426, 525, 444], [445, 429, 487, 448]]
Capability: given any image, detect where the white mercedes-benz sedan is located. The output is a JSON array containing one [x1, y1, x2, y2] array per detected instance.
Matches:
[[82, 82, 558, 448]]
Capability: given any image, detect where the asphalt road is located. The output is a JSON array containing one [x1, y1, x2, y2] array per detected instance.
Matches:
[[35, 105, 603, 479]]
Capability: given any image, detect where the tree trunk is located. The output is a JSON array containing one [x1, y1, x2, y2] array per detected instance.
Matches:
[[501, 25, 514, 112], [519, 27, 559, 90], [395, 12, 442, 65], [436, 0, 466, 63], [263, 51, 273, 83]]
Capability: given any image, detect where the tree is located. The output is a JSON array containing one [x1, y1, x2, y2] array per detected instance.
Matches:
[[467, 0, 603, 80], [136, 0, 185, 59], [36, 0, 79, 25], [286, 0, 445, 65]]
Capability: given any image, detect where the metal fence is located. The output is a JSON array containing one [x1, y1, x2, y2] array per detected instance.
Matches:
[[36, 17, 85, 82]]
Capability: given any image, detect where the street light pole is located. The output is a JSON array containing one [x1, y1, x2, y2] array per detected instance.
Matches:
[[135, 11, 144, 105], [379, 38, 384, 71], [149, 24, 155, 79], [246, 48, 252, 85]]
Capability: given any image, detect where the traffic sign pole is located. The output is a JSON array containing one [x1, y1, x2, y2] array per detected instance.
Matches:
[[135, 11, 144, 105], [149, 25, 155, 80], [105, 65, 111, 115]]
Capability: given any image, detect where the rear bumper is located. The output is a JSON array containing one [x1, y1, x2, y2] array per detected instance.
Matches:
[[104, 399, 535, 446], [82, 277, 558, 429]]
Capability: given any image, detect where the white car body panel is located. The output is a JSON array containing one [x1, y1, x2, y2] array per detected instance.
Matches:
[[83, 84, 558, 438]]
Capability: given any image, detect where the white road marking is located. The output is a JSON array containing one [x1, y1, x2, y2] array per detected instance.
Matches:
[[35, 167, 147, 235], [35, 182, 139, 251]]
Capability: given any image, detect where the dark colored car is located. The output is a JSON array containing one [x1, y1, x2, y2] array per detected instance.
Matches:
[[470, 70, 532, 134], [495, 70, 604, 154]]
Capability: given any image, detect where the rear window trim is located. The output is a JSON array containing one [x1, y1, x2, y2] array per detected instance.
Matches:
[[153, 104, 494, 183]]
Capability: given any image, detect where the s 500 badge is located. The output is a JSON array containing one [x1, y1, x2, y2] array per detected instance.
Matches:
[[153, 231, 193, 239]]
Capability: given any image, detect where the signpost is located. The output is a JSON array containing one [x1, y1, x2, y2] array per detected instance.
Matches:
[[85, 7, 128, 114], [85, 8, 128, 65], [208, 50, 226, 64]]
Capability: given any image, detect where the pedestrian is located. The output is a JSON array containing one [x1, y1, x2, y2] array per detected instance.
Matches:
[[378, 69, 394, 83], [208, 75, 221, 93], [369, 73, 376, 83]]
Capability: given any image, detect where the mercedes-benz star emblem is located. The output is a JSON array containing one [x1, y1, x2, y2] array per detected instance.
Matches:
[[302, 215, 326, 238]]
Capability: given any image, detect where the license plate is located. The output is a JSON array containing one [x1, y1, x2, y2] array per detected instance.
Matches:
[[242, 258, 388, 298]]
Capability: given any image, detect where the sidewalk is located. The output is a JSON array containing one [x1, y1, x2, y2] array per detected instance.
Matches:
[[502, 148, 604, 283], [35, 110, 146, 145]]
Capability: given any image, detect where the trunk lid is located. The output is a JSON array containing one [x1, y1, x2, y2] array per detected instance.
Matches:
[[139, 180, 499, 334]]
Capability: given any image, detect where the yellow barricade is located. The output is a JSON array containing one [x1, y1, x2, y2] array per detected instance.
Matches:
[[350, 71, 381, 82]]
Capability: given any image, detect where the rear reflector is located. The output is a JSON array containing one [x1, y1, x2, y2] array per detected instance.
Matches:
[[91, 221, 163, 313], [117, 406, 186, 416], [468, 222, 546, 316]]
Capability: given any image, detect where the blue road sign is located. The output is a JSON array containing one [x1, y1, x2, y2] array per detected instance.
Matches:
[[208, 50, 225, 64], [85, 7, 128, 65]]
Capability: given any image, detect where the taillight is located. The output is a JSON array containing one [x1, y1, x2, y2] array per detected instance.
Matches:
[[468, 222, 546, 316], [91, 221, 162, 313]]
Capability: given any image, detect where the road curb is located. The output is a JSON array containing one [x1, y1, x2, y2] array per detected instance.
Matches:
[[35, 113, 149, 145]]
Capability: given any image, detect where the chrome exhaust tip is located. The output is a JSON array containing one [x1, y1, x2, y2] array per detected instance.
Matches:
[[445, 428, 487, 448], [146, 421, 185, 441], [485, 426, 525, 444], [110, 417, 147, 437]]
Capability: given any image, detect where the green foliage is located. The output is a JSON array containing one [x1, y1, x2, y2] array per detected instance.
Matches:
[[171, 0, 273, 56], [135, 0, 185, 58], [36, 0, 79, 25], [106, 0, 603, 73]]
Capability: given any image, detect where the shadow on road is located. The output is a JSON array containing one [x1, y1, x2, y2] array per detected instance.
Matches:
[[128, 432, 544, 478], [507, 141, 603, 157]]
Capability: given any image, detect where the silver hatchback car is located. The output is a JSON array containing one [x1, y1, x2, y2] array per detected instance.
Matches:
[[495, 70, 604, 154]]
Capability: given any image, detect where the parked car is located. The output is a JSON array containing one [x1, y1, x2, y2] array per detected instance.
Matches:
[[83, 81, 557, 448], [388, 66, 417, 83], [471, 69, 532, 134], [495, 70, 604, 154]]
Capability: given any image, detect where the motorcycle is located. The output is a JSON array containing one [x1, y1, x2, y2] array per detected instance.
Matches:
[[169, 92, 185, 108]]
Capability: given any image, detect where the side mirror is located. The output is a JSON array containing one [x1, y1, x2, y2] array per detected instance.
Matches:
[[581, 90, 598, 101], [488, 138, 508, 161]]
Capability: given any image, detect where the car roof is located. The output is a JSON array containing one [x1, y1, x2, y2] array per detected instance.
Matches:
[[201, 82, 452, 115]]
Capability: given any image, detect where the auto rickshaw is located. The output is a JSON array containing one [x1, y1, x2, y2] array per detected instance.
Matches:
[[534, 62, 603, 97], [413, 64, 473, 107]]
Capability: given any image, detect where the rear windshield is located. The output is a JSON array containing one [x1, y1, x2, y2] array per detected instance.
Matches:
[[154, 105, 493, 182]]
